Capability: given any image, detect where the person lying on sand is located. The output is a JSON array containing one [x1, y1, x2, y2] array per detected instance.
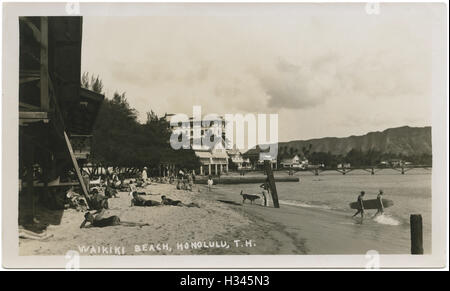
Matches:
[[131, 192, 161, 207], [161, 195, 200, 208], [80, 209, 149, 228]]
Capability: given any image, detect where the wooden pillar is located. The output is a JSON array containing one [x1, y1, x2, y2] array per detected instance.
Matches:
[[40, 17, 49, 112], [63, 132, 91, 208], [264, 160, 280, 208], [220, 164, 223, 173], [410, 214, 423, 254], [208, 164, 211, 175], [200, 165, 203, 175], [42, 152, 49, 202], [215, 164, 218, 175], [24, 143, 36, 224], [42, 126, 50, 200]]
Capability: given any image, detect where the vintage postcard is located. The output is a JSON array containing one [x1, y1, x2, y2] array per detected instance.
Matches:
[[1, 1, 448, 269]]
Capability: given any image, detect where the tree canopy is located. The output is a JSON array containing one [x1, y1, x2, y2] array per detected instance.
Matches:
[[85, 74, 200, 172]]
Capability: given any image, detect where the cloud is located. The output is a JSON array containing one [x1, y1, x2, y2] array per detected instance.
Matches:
[[256, 57, 334, 109], [81, 4, 436, 141]]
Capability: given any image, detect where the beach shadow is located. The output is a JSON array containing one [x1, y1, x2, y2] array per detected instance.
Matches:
[[18, 189, 65, 232], [217, 199, 242, 206]]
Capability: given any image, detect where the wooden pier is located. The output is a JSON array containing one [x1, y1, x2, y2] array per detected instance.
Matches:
[[304, 164, 432, 176]]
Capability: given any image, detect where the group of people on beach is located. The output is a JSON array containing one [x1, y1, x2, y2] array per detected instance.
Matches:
[[352, 189, 385, 223], [176, 169, 195, 191], [78, 166, 200, 229]]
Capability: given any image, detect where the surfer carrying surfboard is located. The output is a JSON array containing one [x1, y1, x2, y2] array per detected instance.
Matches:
[[352, 191, 366, 222], [373, 190, 385, 217]]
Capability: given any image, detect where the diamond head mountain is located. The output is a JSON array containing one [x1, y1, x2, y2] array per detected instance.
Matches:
[[277, 126, 431, 157]]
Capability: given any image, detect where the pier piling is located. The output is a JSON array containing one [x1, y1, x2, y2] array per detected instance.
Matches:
[[264, 160, 280, 208], [410, 214, 423, 254]]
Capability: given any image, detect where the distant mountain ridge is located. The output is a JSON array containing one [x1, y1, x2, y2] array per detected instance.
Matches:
[[278, 126, 432, 156]]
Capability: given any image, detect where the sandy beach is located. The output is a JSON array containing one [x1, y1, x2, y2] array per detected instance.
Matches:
[[18, 182, 308, 256], [19, 169, 430, 256]]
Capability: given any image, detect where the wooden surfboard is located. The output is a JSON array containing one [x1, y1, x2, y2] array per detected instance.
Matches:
[[349, 198, 393, 210]]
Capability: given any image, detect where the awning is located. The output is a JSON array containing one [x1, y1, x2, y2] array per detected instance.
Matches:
[[195, 151, 213, 159]]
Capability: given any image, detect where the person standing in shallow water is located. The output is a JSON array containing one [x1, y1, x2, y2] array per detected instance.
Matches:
[[261, 185, 268, 207], [373, 190, 385, 217], [259, 182, 269, 207], [352, 191, 366, 222]]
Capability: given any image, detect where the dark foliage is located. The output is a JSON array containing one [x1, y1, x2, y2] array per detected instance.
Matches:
[[89, 87, 199, 173]]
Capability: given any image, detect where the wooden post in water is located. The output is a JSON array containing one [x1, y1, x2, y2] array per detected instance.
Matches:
[[264, 160, 280, 208], [410, 214, 423, 254]]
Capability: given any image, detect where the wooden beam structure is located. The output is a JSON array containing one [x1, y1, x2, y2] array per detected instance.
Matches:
[[264, 160, 280, 208], [21, 17, 41, 43], [19, 111, 49, 126], [40, 17, 49, 112], [18, 17, 102, 226], [64, 131, 92, 208]]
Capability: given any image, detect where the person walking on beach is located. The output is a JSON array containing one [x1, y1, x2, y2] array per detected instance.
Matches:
[[373, 189, 385, 217], [352, 191, 366, 222], [142, 167, 148, 181], [178, 169, 185, 179], [207, 175, 213, 192]]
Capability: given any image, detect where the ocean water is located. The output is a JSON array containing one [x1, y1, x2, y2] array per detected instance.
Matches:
[[214, 168, 432, 254]]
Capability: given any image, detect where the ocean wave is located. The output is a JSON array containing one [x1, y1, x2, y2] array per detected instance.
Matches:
[[372, 214, 401, 226], [278, 200, 403, 227], [279, 199, 333, 210]]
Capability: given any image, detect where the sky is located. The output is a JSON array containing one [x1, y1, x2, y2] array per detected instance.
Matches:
[[81, 3, 437, 143]]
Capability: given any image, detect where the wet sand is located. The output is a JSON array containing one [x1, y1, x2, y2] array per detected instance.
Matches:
[[210, 185, 414, 254]]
